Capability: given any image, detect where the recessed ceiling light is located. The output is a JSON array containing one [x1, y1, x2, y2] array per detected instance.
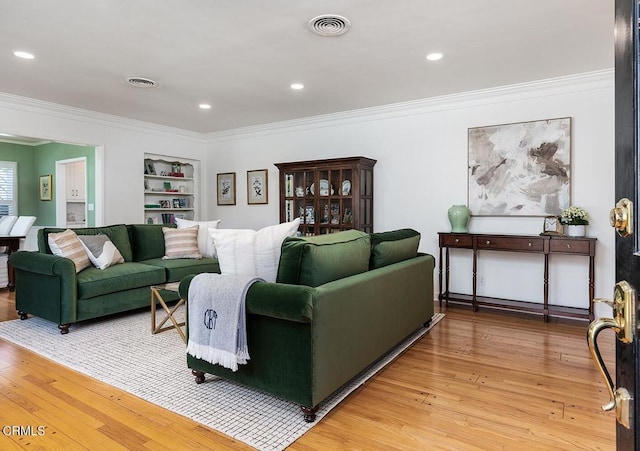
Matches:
[[199, 103, 212, 110], [426, 52, 443, 61], [290, 83, 304, 90], [14, 50, 34, 60]]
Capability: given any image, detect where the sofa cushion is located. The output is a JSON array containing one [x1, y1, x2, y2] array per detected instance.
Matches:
[[162, 226, 202, 259], [128, 224, 174, 261], [209, 218, 300, 283], [76, 262, 166, 299], [277, 230, 371, 287], [369, 228, 421, 269], [48, 229, 92, 273], [175, 218, 221, 257], [78, 234, 125, 270], [39, 225, 133, 262], [141, 257, 220, 282]]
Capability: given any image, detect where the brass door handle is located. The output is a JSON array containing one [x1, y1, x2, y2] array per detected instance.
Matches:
[[587, 316, 618, 411], [587, 280, 636, 428], [609, 198, 633, 237]]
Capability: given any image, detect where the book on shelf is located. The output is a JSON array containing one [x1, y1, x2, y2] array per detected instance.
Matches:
[[285, 174, 293, 197], [161, 213, 176, 224], [285, 200, 293, 222]]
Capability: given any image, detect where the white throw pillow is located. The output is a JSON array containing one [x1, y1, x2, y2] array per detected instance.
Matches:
[[78, 234, 125, 270], [162, 226, 202, 260], [209, 218, 300, 283], [175, 218, 221, 257], [48, 229, 91, 273]]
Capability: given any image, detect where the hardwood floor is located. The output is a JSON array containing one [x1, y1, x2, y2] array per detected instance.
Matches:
[[0, 290, 616, 450]]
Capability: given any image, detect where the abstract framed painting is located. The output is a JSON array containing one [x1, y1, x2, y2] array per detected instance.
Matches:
[[468, 117, 571, 216]]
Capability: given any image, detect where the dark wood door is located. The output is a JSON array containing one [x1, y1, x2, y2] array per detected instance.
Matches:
[[612, 0, 639, 447]]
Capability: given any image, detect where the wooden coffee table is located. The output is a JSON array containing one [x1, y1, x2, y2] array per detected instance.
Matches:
[[150, 282, 186, 343]]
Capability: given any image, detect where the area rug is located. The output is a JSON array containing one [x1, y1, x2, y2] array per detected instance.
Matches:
[[0, 310, 444, 450]]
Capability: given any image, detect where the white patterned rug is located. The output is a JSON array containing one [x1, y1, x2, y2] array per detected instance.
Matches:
[[0, 309, 444, 450]]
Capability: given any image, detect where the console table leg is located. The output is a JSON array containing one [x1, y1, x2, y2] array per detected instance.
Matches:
[[588, 255, 595, 321], [472, 249, 478, 312], [438, 245, 443, 307], [543, 254, 549, 322], [444, 247, 450, 306]]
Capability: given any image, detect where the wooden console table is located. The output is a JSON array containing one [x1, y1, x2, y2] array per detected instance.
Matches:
[[438, 232, 596, 321]]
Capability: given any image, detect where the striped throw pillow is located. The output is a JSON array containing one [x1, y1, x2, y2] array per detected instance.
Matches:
[[162, 226, 202, 260], [48, 229, 91, 273]]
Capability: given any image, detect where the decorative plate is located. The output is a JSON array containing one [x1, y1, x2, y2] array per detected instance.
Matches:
[[311, 179, 333, 196], [341, 179, 351, 196]]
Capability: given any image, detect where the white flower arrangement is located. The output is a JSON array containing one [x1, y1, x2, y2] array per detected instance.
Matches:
[[561, 206, 589, 225]]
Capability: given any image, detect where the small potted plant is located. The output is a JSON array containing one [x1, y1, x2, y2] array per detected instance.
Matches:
[[560, 206, 589, 237]]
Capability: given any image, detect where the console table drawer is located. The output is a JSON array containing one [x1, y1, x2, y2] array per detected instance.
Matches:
[[477, 236, 545, 252], [441, 234, 472, 248], [550, 239, 591, 254]]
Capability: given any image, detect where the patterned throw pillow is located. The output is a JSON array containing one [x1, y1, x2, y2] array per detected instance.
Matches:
[[78, 234, 125, 270], [175, 218, 221, 257], [47, 229, 91, 273], [162, 226, 202, 260]]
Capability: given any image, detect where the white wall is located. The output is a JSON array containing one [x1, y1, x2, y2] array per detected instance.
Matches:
[[205, 70, 615, 316], [0, 71, 616, 317], [0, 94, 207, 225]]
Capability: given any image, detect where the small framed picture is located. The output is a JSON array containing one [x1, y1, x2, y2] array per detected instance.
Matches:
[[159, 200, 171, 209], [247, 169, 268, 205], [144, 159, 156, 175], [217, 172, 236, 205], [39, 174, 52, 201], [172, 198, 181, 208]]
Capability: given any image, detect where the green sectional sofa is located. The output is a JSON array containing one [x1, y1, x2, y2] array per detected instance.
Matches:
[[9, 224, 219, 334], [180, 229, 435, 422]]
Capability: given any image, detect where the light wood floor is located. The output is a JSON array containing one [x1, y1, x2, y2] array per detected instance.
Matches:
[[0, 291, 616, 450]]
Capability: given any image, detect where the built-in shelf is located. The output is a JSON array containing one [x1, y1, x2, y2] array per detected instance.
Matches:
[[144, 156, 197, 224]]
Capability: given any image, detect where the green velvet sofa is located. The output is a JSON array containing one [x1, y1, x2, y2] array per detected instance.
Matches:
[[9, 224, 219, 334], [179, 229, 435, 422]]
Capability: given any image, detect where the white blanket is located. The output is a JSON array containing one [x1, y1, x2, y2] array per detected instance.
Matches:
[[186, 273, 262, 371]]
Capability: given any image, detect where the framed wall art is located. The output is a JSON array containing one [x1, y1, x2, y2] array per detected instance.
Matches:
[[468, 117, 571, 216], [217, 172, 236, 205], [39, 174, 52, 201], [247, 169, 268, 204]]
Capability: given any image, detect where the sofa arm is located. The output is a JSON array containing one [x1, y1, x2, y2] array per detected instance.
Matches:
[[179, 274, 314, 323], [9, 251, 76, 277], [9, 251, 79, 326]]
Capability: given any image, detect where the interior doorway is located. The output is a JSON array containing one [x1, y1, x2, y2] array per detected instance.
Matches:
[[55, 157, 88, 228]]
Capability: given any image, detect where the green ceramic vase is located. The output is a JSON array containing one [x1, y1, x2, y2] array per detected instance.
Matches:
[[448, 205, 470, 233]]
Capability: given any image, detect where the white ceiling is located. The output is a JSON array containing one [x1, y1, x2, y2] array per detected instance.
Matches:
[[0, 1, 613, 134]]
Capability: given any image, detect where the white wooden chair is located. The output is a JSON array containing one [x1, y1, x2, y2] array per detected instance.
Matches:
[[0, 216, 36, 288]]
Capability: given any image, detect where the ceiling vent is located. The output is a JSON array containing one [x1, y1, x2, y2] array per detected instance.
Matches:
[[124, 77, 159, 88], [307, 14, 351, 37]]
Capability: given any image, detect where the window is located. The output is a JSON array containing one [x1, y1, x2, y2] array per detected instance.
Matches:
[[0, 161, 17, 216]]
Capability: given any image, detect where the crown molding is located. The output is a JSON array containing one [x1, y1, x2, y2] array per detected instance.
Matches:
[[207, 69, 614, 142], [0, 92, 205, 143]]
